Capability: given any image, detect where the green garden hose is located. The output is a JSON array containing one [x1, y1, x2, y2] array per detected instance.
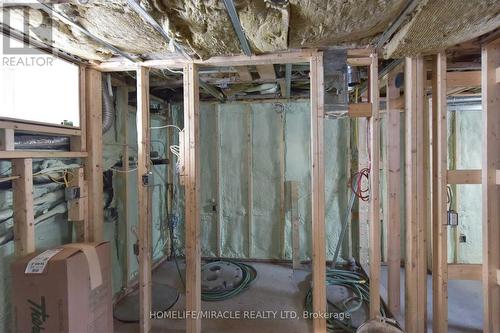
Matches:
[[305, 269, 387, 332], [201, 261, 257, 302]]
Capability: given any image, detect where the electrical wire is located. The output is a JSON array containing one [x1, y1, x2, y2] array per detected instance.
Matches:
[[150, 124, 182, 131]]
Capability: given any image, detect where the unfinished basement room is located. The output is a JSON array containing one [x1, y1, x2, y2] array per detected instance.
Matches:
[[0, 1, 500, 332]]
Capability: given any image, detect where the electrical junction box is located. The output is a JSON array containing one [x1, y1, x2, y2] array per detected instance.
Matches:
[[447, 210, 459, 227]]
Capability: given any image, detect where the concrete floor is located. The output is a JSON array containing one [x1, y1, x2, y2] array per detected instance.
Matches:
[[380, 266, 483, 333], [115, 261, 483, 333], [114, 261, 313, 333]]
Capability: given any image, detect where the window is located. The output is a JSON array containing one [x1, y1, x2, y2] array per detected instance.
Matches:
[[0, 35, 80, 126]]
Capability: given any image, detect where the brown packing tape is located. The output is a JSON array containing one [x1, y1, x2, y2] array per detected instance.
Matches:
[[62, 243, 103, 290]]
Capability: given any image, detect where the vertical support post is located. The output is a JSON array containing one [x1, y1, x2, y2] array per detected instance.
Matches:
[[137, 66, 152, 333], [12, 158, 34, 256], [85, 68, 103, 242], [482, 38, 500, 333], [432, 52, 448, 333], [184, 63, 201, 333], [404, 56, 427, 333], [279, 109, 286, 259], [385, 73, 401, 315], [246, 106, 254, 258], [310, 52, 326, 333], [117, 86, 131, 288], [0, 129, 14, 151], [369, 52, 381, 319], [215, 107, 222, 258]]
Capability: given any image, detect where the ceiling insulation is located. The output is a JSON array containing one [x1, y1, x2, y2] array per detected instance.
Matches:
[[384, 0, 500, 58], [1, 0, 498, 62], [1, 6, 114, 61], [288, 0, 407, 48]]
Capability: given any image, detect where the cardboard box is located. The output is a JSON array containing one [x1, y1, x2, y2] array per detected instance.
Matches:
[[11, 242, 113, 333]]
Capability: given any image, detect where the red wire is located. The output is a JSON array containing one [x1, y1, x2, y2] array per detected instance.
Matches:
[[349, 167, 370, 202]]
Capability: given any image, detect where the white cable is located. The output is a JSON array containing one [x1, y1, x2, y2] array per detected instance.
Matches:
[[150, 124, 182, 131], [109, 167, 138, 173]]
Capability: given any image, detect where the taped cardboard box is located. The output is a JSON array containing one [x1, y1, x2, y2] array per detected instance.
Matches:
[[11, 242, 113, 333]]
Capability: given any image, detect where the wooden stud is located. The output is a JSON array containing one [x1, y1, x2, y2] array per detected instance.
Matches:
[[448, 264, 482, 280], [117, 86, 131, 288], [85, 68, 104, 242], [404, 56, 427, 333], [256, 64, 277, 80], [137, 66, 152, 333], [482, 38, 500, 333], [447, 169, 481, 184], [385, 73, 401, 315], [496, 67, 500, 84], [0, 128, 15, 151], [432, 52, 448, 333], [368, 52, 381, 320], [310, 53, 327, 333], [246, 106, 254, 258], [279, 110, 286, 259], [12, 158, 35, 256], [215, 107, 222, 258], [184, 63, 201, 333]]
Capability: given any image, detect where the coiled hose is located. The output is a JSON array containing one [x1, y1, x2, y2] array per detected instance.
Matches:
[[305, 269, 387, 332], [201, 261, 257, 302]]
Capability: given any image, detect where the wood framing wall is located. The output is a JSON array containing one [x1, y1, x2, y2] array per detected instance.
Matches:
[[404, 56, 427, 333], [431, 52, 448, 333], [482, 37, 500, 333], [136, 67, 153, 333]]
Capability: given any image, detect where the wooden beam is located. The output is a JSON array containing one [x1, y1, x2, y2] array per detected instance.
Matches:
[[236, 66, 252, 81], [256, 64, 276, 80], [310, 52, 327, 333], [432, 52, 449, 333], [85, 68, 104, 242], [482, 38, 500, 333], [405, 56, 427, 333], [0, 119, 82, 136], [446, 71, 481, 87], [0, 151, 88, 159], [137, 67, 152, 333], [12, 159, 35, 256], [448, 264, 482, 280], [184, 63, 201, 333], [447, 169, 481, 184], [385, 73, 401, 315], [348, 103, 372, 118], [497, 269, 500, 286], [347, 57, 372, 67], [0, 128, 14, 151], [369, 53, 381, 320]]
